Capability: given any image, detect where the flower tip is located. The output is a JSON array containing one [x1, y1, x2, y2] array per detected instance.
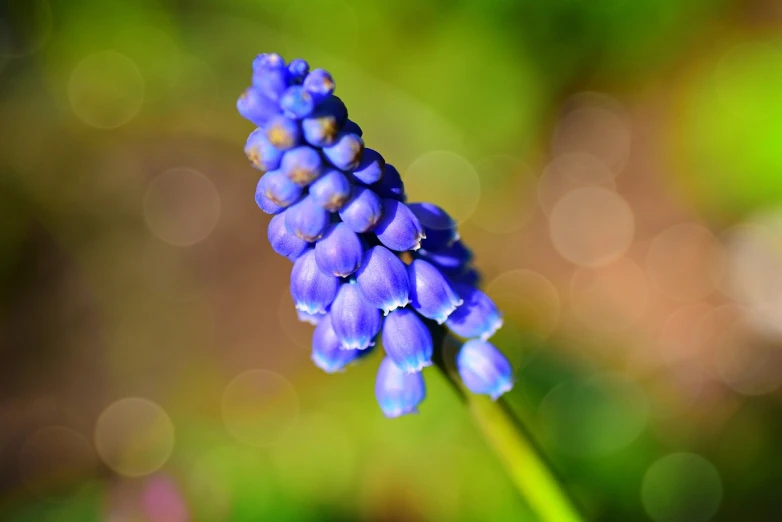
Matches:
[[490, 379, 514, 400], [480, 316, 504, 341]]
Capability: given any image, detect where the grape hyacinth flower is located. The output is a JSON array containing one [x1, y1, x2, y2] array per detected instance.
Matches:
[[238, 53, 512, 418]]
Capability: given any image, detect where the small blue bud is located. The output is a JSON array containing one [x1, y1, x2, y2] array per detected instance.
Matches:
[[375, 357, 426, 418], [237, 88, 281, 126], [285, 196, 329, 242], [302, 112, 339, 148], [303, 68, 335, 104], [374, 199, 426, 252], [382, 308, 433, 373], [407, 259, 463, 324], [457, 339, 513, 399], [312, 314, 362, 373], [298, 308, 325, 325], [264, 115, 300, 151], [342, 119, 362, 137], [290, 249, 339, 314], [338, 186, 383, 233], [451, 267, 481, 287], [408, 202, 458, 251], [446, 284, 503, 340], [254, 175, 283, 215], [323, 132, 364, 171], [355, 246, 410, 314], [252, 53, 285, 72], [372, 163, 405, 201], [280, 86, 315, 119], [268, 212, 309, 261], [281, 146, 323, 186], [287, 58, 309, 84], [330, 282, 382, 350], [319, 95, 348, 127], [245, 129, 284, 172], [260, 169, 303, 208], [253, 66, 290, 102], [351, 148, 384, 185], [315, 223, 364, 277], [418, 240, 473, 275], [309, 170, 352, 211]]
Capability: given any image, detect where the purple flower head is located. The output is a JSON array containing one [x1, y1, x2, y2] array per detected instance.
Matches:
[[281, 145, 323, 186], [309, 170, 352, 211], [323, 132, 364, 171], [446, 284, 503, 340], [355, 246, 410, 315], [338, 186, 383, 233], [254, 175, 283, 215], [418, 240, 473, 275], [315, 223, 364, 277], [312, 314, 362, 373], [407, 259, 463, 324], [408, 202, 458, 251], [457, 340, 513, 399], [287, 58, 309, 84], [290, 249, 339, 315], [245, 129, 283, 173], [264, 114, 300, 151], [372, 163, 405, 201], [285, 196, 329, 242], [330, 282, 382, 350], [260, 169, 302, 208], [280, 86, 315, 119], [382, 308, 433, 373], [375, 357, 426, 418], [374, 199, 425, 251], [351, 148, 385, 185], [303, 68, 335, 104], [268, 212, 309, 261], [238, 87, 280, 127]]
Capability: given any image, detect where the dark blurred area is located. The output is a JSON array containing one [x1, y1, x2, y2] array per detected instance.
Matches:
[[2, 0, 782, 520]]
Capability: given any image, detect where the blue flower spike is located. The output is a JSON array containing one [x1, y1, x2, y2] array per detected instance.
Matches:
[[338, 186, 383, 233], [309, 170, 352, 211], [457, 339, 513, 400], [330, 282, 382, 350], [290, 249, 339, 315], [374, 199, 426, 251], [268, 212, 309, 261], [407, 259, 463, 324], [312, 314, 362, 373], [375, 357, 426, 418], [382, 308, 433, 373], [284, 195, 329, 242], [355, 246, 410, 314], [240, 53, 514, 417], [315, 223, 364, 277]]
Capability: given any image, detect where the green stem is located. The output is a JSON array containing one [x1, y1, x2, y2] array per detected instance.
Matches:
[[432, 329, 584, 522]]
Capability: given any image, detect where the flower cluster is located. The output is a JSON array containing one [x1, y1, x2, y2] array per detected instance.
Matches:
[[238, 53, 513, 417]]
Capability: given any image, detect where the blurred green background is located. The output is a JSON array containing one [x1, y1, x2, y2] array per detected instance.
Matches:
[[2, 0, 782, 520]]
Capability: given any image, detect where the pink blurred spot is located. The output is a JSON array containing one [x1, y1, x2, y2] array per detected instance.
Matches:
[[142, 475, 190, 522]]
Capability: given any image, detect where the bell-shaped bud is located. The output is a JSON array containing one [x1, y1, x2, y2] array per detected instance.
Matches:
[[290, 249, 339, 314], [254, 176, 283, 215], [407, 259, 463, 324], [372, 163, 405, 201], [237, 87, 280, 126], [330, 282, 382, 350], [281, 146, 323, 186], [264, 115, 300, 151], [315, 224, 364, 277], [381, 308, 433, 373], [287, 58, 309, 84], [260, 169, 302, 208], [451, 267, 481, 287], [311, 314, 362, 373], [252, 53, 285, 72], [375, 357, 426, 418], [355, 246, 410, 314], [446, 284, 503, 340], [298, 308, 325, 325], [351, 148, 384, 185], [323, 132, 364, 171], [285, 196, 329, 242], [418, 240, 473, 275], [302, 68, 335, 104], [457, 340, 513, 399], [245, 129, 283, 173], [253, 66, 289, 102], [338, 187, 383, 233], [280, 86, 315, 119], [268, 212, 309, 261], [342, 119, 362, 137], [309, 170, 352, 211], [408, 202, 458, 251], [374, 199, 425, 252]]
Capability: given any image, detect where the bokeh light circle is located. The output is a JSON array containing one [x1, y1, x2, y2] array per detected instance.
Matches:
[[646, 223, 725, 302], [540, 374, 648, 458], [641, 453, 722, 522], [94, 398, 175, 477], [221, 369, 299, 447], [144, 167, 221, 246], [538, 153, 616, 216], [485, 270, 560, 372], [403, 151, 480, 225], [570, 257, 648, 332], [18, 426, 97, 501], [552, 104, 631, 174], [471, 155, 537, 234], [549, 187, 635, 267], [68, 51, 145, 129]]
